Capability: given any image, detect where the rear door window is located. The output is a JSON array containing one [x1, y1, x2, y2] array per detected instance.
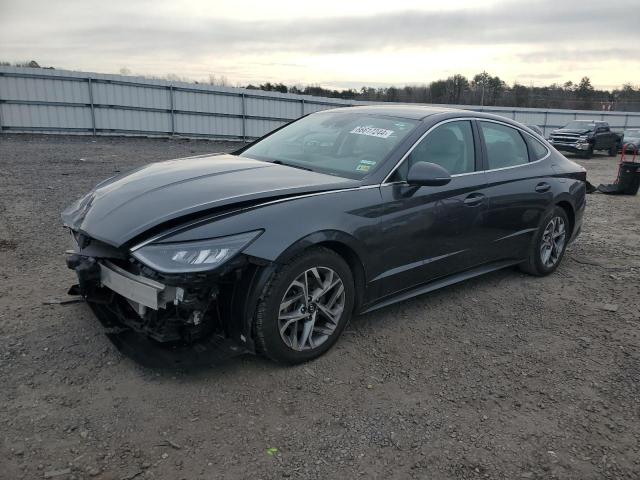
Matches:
[[479, 122, 529, 169], [390, 120, 476, 181]]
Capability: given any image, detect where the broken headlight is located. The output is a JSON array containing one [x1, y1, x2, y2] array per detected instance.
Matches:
[[131, 231, 262, 273]]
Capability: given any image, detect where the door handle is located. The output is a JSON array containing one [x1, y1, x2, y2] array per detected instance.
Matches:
[[535, 182, 551, 193], [464, 193, 485, 206]]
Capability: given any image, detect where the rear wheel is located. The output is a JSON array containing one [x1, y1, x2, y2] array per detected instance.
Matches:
[[254, 247, 354, 364], [519, 206, 569, 276]]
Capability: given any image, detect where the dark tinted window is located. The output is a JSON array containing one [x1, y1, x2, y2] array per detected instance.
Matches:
[[527, 135, 549, 160], [480, 122, 529, 169]]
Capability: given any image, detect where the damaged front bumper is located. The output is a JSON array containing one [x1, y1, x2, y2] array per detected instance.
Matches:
[[64, 232, 274, 367]]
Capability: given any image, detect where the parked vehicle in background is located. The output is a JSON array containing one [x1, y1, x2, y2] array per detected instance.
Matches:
[[526, 124, 544, 136], [62, 106, 587, 364], [549, 120, 621, 158], [621, 128, 640, 153]]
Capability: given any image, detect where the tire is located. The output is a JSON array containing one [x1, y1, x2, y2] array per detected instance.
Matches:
[[519, 206, 570, 276], [582, 146, 593, 159], [609, 143, 617, 156], [254, 247, 355, 364]]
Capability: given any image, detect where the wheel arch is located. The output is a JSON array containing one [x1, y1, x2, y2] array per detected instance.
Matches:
[[275, 230, 368, 312], [555, 199, 575, 237]]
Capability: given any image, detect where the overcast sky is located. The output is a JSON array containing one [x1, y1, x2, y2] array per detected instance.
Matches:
[[1, 0, 639, 89]]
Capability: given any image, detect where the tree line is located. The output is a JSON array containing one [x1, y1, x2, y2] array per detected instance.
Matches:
[[247, 73, 640, 112]]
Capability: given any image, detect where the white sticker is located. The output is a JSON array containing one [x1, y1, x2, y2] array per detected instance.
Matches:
[[350, 126, 394, 139]]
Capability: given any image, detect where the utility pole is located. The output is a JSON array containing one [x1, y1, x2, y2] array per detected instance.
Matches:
[[480, 70, 487, 106]]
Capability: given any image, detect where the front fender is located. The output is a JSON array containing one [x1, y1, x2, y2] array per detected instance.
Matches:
[[274, 229, 368, 266]]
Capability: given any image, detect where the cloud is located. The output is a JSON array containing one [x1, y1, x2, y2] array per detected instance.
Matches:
[[1, 0, 638, 87], [2, 0, 639, 58], [517, 48, 638, 63]]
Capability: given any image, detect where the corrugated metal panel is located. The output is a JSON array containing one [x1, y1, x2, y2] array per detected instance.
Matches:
[[0, 75, 88, 103], [95, 108, 170, 132], [245, 96, 300, 119], [606, 115, 629, 128], [576, 113, 602, 121], [174, 90, 242, 115], [547, 113, 576, 127], [1, 103, 92, 128], [245, 118, 288, 138], [513, 112, 546, 126], [175, 113, 243, 137], [92, 82, 170, 109]]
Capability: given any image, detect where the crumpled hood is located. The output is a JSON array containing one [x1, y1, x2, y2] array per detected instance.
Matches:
[[62, 154, 358, 247], [553, 128, 592, 135]]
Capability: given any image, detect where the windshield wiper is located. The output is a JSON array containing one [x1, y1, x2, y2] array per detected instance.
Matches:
[[271, 160, 313, 172]]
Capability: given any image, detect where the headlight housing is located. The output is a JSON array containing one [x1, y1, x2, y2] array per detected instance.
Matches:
[[578, 136, 589, 142], [131, 230, 262, 273]]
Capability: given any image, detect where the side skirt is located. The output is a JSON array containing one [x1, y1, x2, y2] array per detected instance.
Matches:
[[360, 260, 522, 314]]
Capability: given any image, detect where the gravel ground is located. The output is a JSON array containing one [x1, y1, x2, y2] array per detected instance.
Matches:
[[1, 134, 639, 480]]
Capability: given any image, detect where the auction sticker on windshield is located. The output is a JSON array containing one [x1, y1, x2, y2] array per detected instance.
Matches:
[[350, 126, 394, 138], [356, 159, 377, 172]]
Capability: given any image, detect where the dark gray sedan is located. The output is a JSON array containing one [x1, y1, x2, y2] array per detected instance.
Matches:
[[63, 106, 587, 365]]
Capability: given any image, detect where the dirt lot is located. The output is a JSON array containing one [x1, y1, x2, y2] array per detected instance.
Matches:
[[1, 134, 638, 480]]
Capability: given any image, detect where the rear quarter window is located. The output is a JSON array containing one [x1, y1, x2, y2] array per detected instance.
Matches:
[[526, 135, 550, 161]]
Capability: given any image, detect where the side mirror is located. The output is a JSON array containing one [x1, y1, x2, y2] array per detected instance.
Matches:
[[406, 162, 451, 187]]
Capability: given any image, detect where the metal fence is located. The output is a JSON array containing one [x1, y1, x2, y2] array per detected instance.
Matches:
[[2, 66, 640, 141], [0, 67, 356, 141]]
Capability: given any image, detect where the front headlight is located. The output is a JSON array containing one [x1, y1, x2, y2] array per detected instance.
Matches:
[[578, 136, 589, 142], [131, 230, 262, 273]]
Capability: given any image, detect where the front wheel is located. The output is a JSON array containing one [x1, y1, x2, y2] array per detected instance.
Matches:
[[609, 143, 617, 156], [519, 207, 569, 276], [582, 145, 594, 159], [254, 247, 354, 364]]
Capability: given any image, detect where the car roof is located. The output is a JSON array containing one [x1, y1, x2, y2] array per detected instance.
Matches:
[[323, 104, 461, 120]]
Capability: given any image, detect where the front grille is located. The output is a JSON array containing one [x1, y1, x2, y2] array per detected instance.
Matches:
[[551, 133, 581, 142]]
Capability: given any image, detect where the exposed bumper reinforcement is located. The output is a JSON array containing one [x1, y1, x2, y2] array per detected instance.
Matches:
[[99, 261, 176, 310]]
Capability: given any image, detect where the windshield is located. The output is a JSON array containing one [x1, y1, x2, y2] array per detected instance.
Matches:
[[239, 112, 418, 179], [563, 121, 595, 130], [624, 129, 640, 138]]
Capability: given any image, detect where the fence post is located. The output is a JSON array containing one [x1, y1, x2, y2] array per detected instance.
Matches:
[[624, 114, 629, 128], [544, 111, 548, 136], [169, 85, 175, 136], [301, 98, 305, 117], [241, 93, 246, 142], [87, 77, 96, 136]]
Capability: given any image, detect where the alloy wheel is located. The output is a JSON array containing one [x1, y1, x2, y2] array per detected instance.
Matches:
[[540, 216, 566, 268], [278, 267, 345, 351]]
